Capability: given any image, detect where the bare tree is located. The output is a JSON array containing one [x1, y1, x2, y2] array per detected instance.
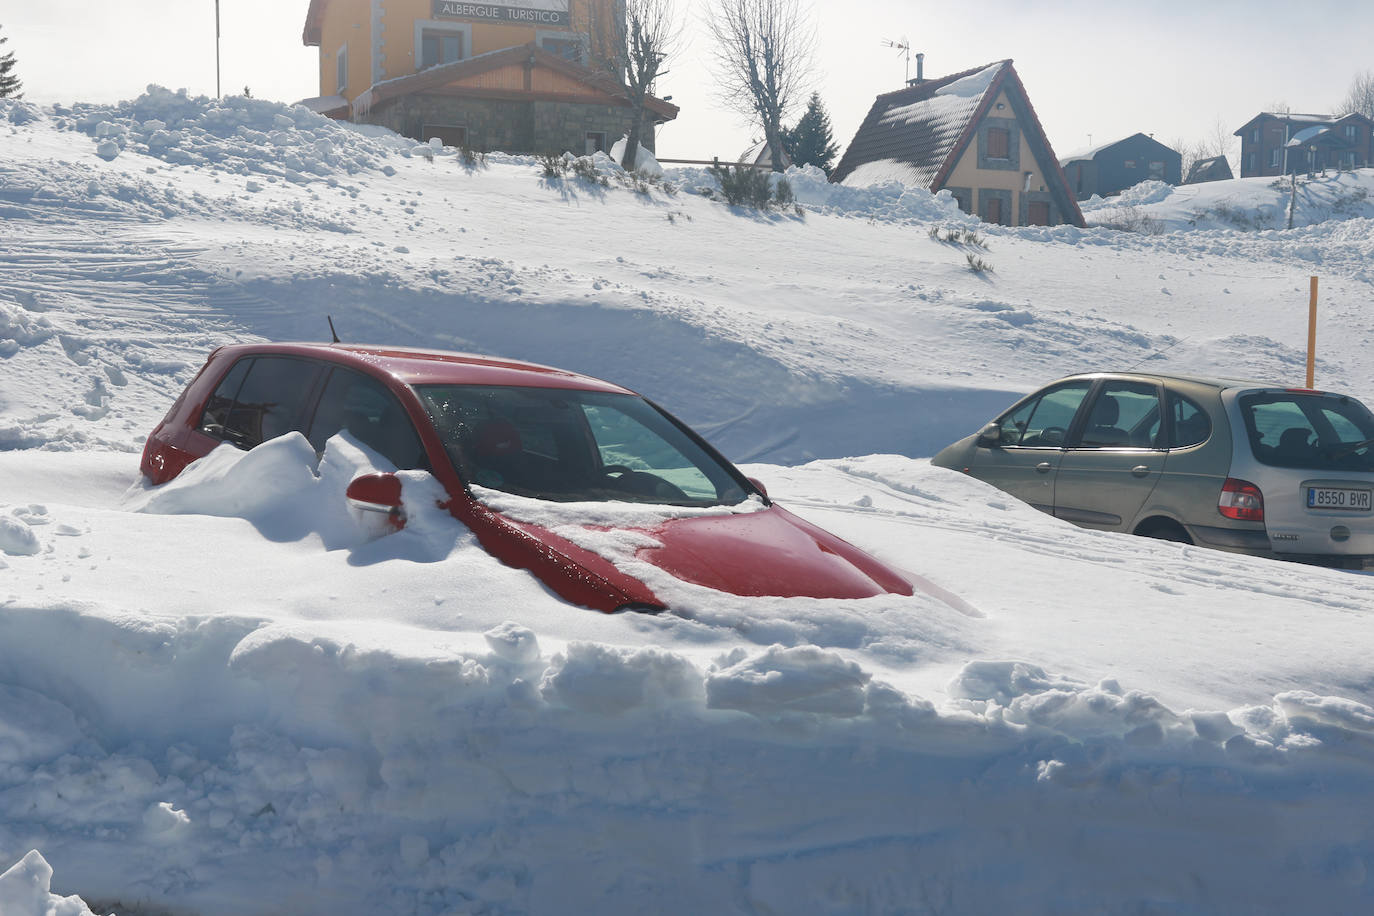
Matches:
[[706, 0, 817, 171], [582, 0, 683, 170], [1339, 70, 1374, 120]]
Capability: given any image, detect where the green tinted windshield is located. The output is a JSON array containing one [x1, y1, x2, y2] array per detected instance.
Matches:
[[1240, 391, 1374, 472], [417, 384, 751, 506]]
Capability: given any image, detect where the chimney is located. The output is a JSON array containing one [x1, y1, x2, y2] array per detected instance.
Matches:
[[908, 53, 926, 86]]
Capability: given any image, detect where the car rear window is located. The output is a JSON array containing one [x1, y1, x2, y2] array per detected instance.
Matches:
[[1239, 391, 1374, 471]]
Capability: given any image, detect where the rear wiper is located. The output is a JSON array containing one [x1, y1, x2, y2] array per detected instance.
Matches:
[[1325, 438, 1374, 460]]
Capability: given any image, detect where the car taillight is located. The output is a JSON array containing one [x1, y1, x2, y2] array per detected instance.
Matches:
[[1219, 478, 1264, 522]]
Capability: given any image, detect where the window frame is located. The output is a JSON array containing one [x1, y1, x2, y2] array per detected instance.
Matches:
[[336, 42, 348, 93]]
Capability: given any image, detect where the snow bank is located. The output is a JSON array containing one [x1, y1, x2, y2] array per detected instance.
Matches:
[[0, 851, 99, 916], [57, 85, 406, 180], [1083, 169, 1374, 232]]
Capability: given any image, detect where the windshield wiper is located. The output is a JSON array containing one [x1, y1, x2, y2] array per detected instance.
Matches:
[[1325, 438, 1374, 460]]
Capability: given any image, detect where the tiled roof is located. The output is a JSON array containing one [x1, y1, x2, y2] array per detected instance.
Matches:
[[832, 61, 1005, 187]]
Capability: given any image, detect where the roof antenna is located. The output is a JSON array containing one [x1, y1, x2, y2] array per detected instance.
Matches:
[[881, 37, 911, 83], [327, 315, 341, 344]]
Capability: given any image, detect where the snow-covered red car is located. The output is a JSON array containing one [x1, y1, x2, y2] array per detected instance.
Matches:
[[141, 343, 913, 611]]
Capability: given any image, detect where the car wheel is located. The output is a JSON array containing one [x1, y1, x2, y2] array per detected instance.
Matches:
[[1136, 519, 1193, 545]]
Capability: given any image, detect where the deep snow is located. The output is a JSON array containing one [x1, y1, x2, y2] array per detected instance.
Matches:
[[5, 89, 1374, 914]]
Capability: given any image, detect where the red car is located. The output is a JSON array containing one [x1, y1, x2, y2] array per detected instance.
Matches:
[[141, 343, 913, 612]]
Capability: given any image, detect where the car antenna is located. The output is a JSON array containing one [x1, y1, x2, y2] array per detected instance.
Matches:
[[327, 315, 341, 344], [1124, 335, 1191, 372]]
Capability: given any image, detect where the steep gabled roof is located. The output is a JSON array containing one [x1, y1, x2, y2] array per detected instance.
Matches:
[[832, 61, 1004, 188], [832, 60, 1083, 227], [354, 43, 679, 122]]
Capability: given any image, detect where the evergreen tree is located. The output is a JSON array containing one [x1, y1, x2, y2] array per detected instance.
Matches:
[[0, 25, 21, 99], [782, 91, 839, 175]]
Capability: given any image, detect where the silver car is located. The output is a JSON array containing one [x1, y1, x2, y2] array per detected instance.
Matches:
[[932, 372, 1374, 567]]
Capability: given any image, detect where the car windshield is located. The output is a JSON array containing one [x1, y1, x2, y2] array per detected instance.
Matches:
[[1240, 391, 1374, 472], [416, 384, 751, 506]]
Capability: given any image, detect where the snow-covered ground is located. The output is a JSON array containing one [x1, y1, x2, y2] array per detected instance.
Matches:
[[4, 89, 1374, 914]]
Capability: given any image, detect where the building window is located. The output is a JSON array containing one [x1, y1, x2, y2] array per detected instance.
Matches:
[[1346, 124, 1359, 139], [1246, 152, 1256, 173], [1148, 160, 1164, 179], [1251, 128, 1260, 142], [585, 131, 607, 154], [986, 128, 1010, 160], [539, 33, 586, 62], [1270, 148, 1281, 169], [424, 124, 468, 148], [1027, 201, 1049, 226], [421, 28, 465, 68], [336, 43, 348, 92]]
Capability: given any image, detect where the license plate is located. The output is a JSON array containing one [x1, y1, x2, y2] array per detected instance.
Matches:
[[1307, 487, 1373, 510]]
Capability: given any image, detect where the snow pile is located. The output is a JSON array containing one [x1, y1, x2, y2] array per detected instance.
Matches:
[[1083, 168, 1374, 232], [0, 851, 100, 916], [57, 86, 407, 180]]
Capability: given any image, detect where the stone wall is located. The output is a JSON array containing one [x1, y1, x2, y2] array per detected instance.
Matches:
[[366, 94, 656, 155]]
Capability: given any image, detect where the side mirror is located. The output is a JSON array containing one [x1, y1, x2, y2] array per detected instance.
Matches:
[[746, 476, 769, 499], [975, 421, 1002, 447], [346, 473, 406, 530]]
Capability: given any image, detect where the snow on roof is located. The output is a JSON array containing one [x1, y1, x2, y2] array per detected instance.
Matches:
[[295, 94, 347, 114], [1057, 135, 1136, 164], [1287, 125, 1331, 146], [837, 62, 1005, 189]]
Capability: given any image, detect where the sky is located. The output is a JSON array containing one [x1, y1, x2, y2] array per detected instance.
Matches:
[[4, 0, 1372, 167]]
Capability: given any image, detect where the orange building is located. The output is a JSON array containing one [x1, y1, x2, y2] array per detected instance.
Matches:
[[300, 0, 677, 154]]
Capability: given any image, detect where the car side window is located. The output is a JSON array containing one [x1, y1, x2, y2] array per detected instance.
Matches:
[[1166, 392, 1211, 449], [198, 356, 321, 450], [1078, 381, 1162, 449], [198, 358, 252, 441], [307, 368, 427, 470], [998, 381, 1091, 447]]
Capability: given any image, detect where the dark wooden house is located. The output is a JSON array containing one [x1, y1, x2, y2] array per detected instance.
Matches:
[[831, 60, 1083, 228], [1234, 112, 1374, 178], [1058, 133, 1182, 200]]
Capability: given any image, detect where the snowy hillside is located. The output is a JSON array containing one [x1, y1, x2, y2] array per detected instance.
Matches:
[[5, 89, 1374, 914]]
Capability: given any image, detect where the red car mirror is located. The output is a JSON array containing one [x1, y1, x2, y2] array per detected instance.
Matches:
[[346, 473, 406, 530]]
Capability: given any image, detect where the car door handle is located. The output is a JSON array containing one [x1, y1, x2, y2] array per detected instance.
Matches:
[[1131, 465, 1150, 477], [1036, 462, 1053, 474]]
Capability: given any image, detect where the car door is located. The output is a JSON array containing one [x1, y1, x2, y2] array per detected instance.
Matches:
[[970, 380, 1093, 513], [1053, 379, 1166, 530]]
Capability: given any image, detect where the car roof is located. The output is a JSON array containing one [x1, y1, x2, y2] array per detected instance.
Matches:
[[1053, 370, 1295, 392], [214, 342, 637, 394]]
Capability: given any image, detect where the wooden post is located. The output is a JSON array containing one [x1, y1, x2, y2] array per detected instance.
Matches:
[[1306, 276, 1318, 388]]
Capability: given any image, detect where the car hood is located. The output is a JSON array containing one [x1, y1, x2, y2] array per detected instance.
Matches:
[[641, 505, 913, 599]]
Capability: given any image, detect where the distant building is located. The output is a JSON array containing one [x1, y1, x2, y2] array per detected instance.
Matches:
[[1183, 155, 1233, 185], [298, 0, 677, 155], [831, 59, 1083, 228], [1058, 133, 1181, 200], [1234, 112, 1374, 177], [739, 138, 791, 170]]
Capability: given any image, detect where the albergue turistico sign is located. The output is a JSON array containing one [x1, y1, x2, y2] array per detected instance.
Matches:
[[433, 0, 569, 26]]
